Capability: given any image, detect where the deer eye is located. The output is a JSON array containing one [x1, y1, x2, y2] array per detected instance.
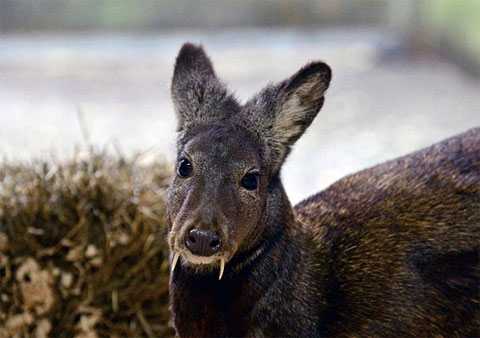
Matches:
[[240, 172, 258, 191], [177, 158, 193, 178]]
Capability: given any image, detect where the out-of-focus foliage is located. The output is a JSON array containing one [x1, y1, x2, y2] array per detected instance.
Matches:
[[0, 0, 387, 32], [1, 1, 479, 69], [422, 0, 480, 58], [0, 153, 175, 338]]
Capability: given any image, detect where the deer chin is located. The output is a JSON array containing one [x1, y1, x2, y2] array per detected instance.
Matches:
[[171, 250, 227, 280]]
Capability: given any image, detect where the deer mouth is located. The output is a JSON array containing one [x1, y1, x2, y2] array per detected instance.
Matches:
[[168, 223, 235, 279], [170, 250, 227, 280]]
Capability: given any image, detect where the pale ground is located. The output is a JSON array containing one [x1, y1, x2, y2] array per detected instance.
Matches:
[[1, 28, 479, 203]]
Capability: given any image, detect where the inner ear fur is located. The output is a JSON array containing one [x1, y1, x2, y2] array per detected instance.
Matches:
[[240, 61, 332, 170], [275, 62, 331, 146]]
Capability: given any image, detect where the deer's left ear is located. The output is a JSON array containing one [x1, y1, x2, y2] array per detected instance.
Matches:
[[273, 62, 331, 146], [242, 61, 331, 170], [171, 43, 239, 132]]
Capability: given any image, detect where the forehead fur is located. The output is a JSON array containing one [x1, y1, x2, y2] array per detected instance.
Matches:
[[179, 124, 264, 164]]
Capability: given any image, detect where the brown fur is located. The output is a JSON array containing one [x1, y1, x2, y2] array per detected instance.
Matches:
[[296, 127, 480, 337], [167, 43, 479, 338]]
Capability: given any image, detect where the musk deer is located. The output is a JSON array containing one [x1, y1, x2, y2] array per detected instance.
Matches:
[[166, 43, 480, 338]]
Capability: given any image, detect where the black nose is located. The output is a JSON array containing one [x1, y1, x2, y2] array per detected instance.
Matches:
[[185, 228, 221, 257]]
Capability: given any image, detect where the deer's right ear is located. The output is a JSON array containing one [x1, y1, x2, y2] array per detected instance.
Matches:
[[171, 43, 236, 132]]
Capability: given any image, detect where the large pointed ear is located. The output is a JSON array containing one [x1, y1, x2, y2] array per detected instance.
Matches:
[[171, 43, 239, 132], [241, 61, 331, 171]]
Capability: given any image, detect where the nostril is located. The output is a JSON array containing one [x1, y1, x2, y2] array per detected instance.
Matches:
[[185, 229, 198, 251], [188, 232, 197, 244], [210, 238, 220, 249]]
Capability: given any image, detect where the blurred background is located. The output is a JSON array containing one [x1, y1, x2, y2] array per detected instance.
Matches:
[[1, 0, 480, 203]]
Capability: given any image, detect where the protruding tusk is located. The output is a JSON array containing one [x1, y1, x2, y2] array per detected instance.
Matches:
[[219, 258, 225, 280], [171, 252, 180, 273]]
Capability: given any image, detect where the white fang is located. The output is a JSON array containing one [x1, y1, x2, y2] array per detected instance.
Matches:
[[219, 258, 225, 280], [171, 252, 180, 273]]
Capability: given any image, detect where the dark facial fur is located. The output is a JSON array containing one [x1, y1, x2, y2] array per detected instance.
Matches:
[[167, 43, 479, 338], [167, 125, 266, 270]]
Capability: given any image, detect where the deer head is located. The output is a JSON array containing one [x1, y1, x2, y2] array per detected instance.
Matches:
[[167, 43, 331, 279]]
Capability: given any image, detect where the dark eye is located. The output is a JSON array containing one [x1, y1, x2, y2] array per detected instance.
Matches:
[[177, 158, 193, 178], [240, 172, 258, 191]]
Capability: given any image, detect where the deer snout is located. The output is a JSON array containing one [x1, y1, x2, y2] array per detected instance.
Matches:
[[185, 228, 222, 257]]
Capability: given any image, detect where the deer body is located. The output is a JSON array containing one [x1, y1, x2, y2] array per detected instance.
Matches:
[[295, 127, 480, 337], [167, 43, 479, 337]]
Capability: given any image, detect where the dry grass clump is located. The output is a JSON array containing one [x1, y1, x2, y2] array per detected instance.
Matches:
[[0, 153, 174, 338]]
